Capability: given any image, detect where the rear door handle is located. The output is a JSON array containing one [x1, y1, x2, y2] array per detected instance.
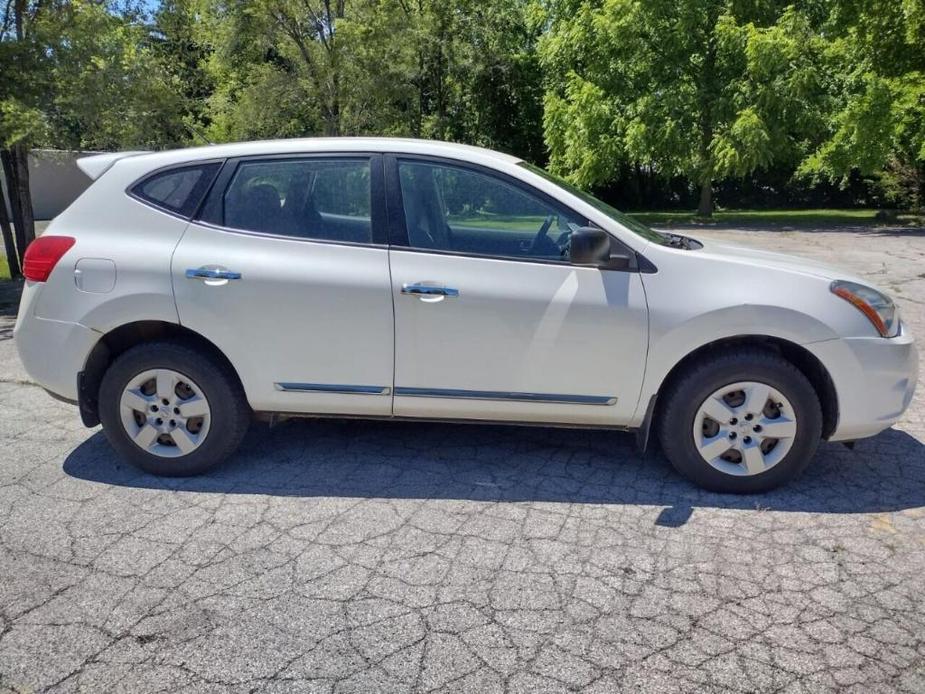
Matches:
[[401, 283, 459, 298], [186, 267, 242, 281]]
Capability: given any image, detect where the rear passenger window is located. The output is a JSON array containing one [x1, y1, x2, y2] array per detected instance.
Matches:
[[131, 163, 220, 218], [221, 158, 371, 244]]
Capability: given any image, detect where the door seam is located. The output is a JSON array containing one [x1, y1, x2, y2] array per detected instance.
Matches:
[[382, 155, 398, 417], [167, 221, 192, 325]]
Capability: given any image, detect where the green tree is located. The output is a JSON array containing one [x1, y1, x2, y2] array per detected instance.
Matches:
[[0, 0, 52, 272], [201, 0, 352, 140], [347, 0, 543, 156], [202, 0, 545, 159], [44, 3, 187, 150], [539, 0, 827, 216], [1, 1, 191, 275], [147, 0, 216, 145], [798, 0, 925, 210]]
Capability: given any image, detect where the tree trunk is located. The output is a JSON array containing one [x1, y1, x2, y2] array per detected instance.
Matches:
[[4, 5, 33, 277], [695, 100, 714, 217], [324, 0, 343, 137], [326, 72, 341, 136], [323, 108, 340, 136], [416, 50, 426, 136], [0, 184, 21, 279], [11, 144, 34, 248], [694, 23, 718, 219], [697, 177, 713, 217], [1, 149, 27, 267]]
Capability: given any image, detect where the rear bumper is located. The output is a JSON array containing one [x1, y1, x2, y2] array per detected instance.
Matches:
[[808, 324, 919, 441], [14, 283, 98, 402]]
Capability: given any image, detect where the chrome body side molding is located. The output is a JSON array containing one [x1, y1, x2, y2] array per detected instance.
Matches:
[[275, 383, 391, 395], [394, 387, 617, 406]]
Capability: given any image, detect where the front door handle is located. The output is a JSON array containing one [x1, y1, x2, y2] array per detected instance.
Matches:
[[186, 267, 242, 281], [401, 283, 459, 299]]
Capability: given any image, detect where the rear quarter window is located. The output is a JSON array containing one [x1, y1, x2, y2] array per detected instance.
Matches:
[[130, 162, 221, 218]]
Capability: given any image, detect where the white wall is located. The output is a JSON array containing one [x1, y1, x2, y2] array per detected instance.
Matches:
[[1, 149, 101, 222]]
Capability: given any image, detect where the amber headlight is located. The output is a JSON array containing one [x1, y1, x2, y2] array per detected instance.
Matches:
[[831, 280, 899, 337]]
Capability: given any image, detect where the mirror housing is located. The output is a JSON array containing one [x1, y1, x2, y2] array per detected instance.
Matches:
[[570, 227, 611, 265], [570, 227, 636, 270]]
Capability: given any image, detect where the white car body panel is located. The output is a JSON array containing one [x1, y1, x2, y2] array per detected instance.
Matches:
[[172, 222, 394, 416], [26, 162, 187, 332], [389, 250, 649, 425], [12, 137, 918, 448], [632, 242, 878, 422], [806, 328, 918, 440]]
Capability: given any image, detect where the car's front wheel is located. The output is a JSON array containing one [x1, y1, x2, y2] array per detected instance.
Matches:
[[657, 348, 823, 493], [98, 340, 250, 476]]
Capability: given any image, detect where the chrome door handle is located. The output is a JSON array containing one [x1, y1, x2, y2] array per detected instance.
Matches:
[[186, 268, 242, 281], [401, 283, 459, 298]]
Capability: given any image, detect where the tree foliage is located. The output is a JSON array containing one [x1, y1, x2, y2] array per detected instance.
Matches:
[[1, 1, 192, 151], [538, 0, 835, 214], [0, 0, 923, 269], [537, 0, 924, 214], [797, 0, 925, 209], [196, 0, 546, 159]]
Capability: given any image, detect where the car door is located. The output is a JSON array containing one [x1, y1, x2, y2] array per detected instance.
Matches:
[[172, 153, 394, 416], [387, 156, 649, 426]]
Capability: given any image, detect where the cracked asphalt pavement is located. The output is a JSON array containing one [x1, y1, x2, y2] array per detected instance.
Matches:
[[1, 225, 923, 693]]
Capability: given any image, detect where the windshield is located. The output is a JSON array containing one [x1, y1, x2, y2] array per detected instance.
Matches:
[[519, 162, 670, 245]]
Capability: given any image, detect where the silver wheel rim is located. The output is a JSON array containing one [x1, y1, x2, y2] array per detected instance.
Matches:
[[692, 381, 797, 477], [119, 368, 211, 458]]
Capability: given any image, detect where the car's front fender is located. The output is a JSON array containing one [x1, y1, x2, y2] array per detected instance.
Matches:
[[630, 304, 842, 427]]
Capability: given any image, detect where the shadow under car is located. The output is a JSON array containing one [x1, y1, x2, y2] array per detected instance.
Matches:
[[63, 418, 925, 522]]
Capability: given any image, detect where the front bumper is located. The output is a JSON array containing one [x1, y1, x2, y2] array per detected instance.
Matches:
[[14, 283, 99, 402], [808, 323, 919, 441]]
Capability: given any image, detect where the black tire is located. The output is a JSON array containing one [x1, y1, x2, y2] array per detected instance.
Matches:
[[657, 348, 822, 493], [98, 340, 250, 476]]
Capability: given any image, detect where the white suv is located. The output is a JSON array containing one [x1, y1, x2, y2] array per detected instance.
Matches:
[[14, 138, 919, 492]]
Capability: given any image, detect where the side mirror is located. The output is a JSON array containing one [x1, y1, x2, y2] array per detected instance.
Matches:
[[569, 227, 611, 266], [570, 227, 636, 269]]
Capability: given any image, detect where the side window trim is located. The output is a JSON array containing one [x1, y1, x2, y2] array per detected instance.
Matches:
[[385, 154, 584, 265], [195, 152, 388, 247], [127, 160, 225, 221]]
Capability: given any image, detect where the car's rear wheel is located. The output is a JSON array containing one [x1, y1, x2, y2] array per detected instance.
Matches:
[[657, 348, 823, 493], [98, 341, 250, 476]]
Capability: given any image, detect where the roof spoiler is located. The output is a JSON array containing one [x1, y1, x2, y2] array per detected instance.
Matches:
[[76, 151, 149, 180]]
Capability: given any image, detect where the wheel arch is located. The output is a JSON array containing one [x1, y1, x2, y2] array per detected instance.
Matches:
[[642, 335, 838, 448], [78, 320, 243, 427]]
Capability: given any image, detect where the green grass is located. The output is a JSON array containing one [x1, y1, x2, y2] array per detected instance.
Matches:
[[628, 208, 923, 227], [449, 213, 548, 231], [0, 255, 10, 281]]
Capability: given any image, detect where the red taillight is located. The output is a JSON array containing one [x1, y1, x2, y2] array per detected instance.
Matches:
[[23, 236, 76, 282]]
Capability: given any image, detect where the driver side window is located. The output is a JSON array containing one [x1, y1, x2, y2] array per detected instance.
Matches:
[[397, 160, 584, 261]]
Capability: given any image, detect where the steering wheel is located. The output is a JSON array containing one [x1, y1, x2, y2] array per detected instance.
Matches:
[[528, 214, 557, 256]]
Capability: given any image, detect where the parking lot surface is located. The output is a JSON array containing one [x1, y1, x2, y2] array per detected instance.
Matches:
[[1, 225, 923, 693]]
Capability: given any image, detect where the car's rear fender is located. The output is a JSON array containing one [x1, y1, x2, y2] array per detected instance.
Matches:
[[76, 320, 246, 427]]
